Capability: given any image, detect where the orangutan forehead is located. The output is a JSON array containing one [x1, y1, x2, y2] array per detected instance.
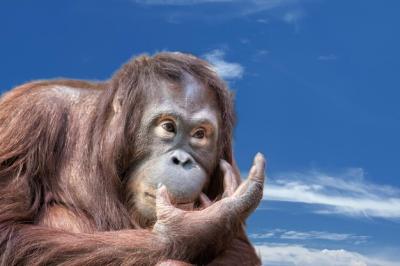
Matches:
[[143, 74, 220, 128], [180, 72, 205, 101], [155, 73, 219, 109]]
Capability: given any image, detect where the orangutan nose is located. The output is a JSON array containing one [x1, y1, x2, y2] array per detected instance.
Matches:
[[170, 150, 193, 168]]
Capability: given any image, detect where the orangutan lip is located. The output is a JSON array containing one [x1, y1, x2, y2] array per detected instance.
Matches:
[[144, 192, 195, 206], [176, 200, 194, 205], [176, 201, 195, 211]]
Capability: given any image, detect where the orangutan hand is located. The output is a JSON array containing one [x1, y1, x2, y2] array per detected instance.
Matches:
[[152, 153, 266, 260]]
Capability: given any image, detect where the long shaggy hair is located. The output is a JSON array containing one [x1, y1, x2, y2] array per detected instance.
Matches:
[[0, 52, 236, 264]]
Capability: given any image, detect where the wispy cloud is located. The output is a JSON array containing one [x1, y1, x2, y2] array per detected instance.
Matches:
[[281, 9, 305, 32], [256, 49, 270, 56], [262, 168, 400, 219], [255, 243, 399, 266], [134, 0, 233, 5], [133, 0, 302, 22], [134, 0, 235, 6], [135, 0, 296, 9], [318, 54, 338, 61], [252, 49, 270, 62], [234, 0, 298, 17], [203, 49, 244, 80], [257, 18, 269, 24], [250, 229, 369, 244], [282, 9, 304, 24], [280, 230, 368, 243]]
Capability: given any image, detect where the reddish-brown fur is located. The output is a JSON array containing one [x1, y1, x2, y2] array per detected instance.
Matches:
[[0, 53, 260, 265]]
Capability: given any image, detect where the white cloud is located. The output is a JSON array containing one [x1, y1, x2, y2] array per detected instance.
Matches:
[[203, 49, 244, 80], [262, 168, 400, 219], [250, 229, 369, 244], [255, 243, 399, 266], [280, 230, 366, 242]]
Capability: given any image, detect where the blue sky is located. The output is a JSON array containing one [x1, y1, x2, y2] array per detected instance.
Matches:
[[1, 0, 400, 265]]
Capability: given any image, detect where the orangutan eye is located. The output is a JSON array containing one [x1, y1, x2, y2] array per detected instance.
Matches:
[[161, 121, 176, 133], [192, 128, 206, 139]]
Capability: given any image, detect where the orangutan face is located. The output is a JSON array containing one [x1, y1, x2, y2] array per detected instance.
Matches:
[[127, 74, 220, 226]]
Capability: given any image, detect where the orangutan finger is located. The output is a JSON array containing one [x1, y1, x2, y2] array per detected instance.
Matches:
[[233, 153, 265, 197], [220, 159, 238, 197], [229, 153, 266, 219], [248, 153, 266, 184], [156, 185, 175, 219]]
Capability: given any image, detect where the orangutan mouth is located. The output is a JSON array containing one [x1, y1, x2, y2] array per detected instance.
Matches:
[[145, 191, 195, 210]]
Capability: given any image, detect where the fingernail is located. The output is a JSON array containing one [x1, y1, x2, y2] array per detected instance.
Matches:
[[157, 183, 162, 189], [256, 153, 265, 162]]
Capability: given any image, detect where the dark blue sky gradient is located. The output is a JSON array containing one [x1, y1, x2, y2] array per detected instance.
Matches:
[[1, 0, 399, 264]]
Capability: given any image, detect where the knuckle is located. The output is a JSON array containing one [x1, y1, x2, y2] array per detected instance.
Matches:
[[240, 182, 263, 205], [252, 173, 265, 182], [253, 181, 263, 189]]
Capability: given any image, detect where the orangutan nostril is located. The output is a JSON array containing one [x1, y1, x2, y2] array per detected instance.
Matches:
[[172, 156, 180, 165]]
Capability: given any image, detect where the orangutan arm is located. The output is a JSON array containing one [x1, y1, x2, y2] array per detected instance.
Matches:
[[208, 227, 261, 266], [1, 154, 265, 265], [2, 204, 237, 266], [1, 222, 178, 265]]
